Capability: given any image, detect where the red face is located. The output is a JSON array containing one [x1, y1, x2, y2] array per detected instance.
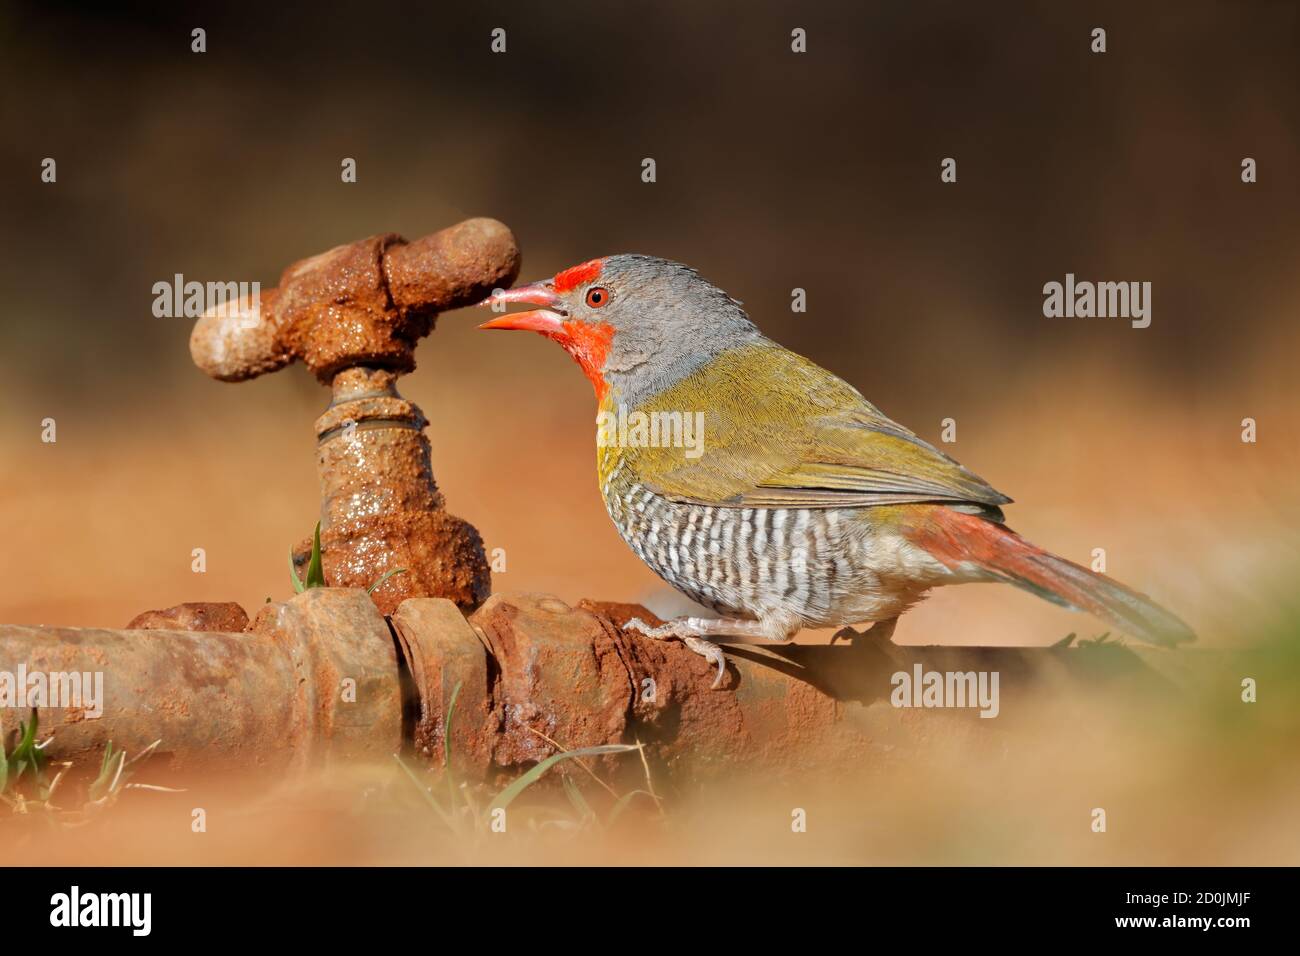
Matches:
[[477, 257, 617, 400]]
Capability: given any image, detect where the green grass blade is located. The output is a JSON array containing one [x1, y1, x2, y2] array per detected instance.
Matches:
[[306, 522, 326, 588], [394, 754, 458, 832], [606, 789, 657, 827], [443, 682, 462, 776], [488, 744, 638, 814], [9, 710, 46, 784], [88, 749, 125, 803], [443, 681, 462, 814], [366, 567, 408, 595], [288, 547, 305, 593], [561, 774, 597, 827], [98, 741, 114, 778], [18, 711, 36, 752]]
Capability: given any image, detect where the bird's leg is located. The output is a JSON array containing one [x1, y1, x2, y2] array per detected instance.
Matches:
[[624, 615, 797, 689], [830, 616, 899, 646]]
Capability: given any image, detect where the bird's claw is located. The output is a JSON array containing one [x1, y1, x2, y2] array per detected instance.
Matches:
[[625, 618, 728, 689], [684, 637, 727, 689]]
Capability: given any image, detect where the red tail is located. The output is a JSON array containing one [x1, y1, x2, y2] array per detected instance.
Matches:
[[905, 506, 1195, 646]]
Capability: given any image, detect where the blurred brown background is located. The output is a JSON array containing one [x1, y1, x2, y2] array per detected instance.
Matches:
[[1, 0, 1296, 646]]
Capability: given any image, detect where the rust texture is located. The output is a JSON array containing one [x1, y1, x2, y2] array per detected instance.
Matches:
[[462, 595, 880, 781], [390, 599, 495, 778], [2, 588, 1196, 789], [125, 601, 249, 632], [189, 218, 520, 383], [405, 594, 1186, 787], [1, 589, 400, 781], [190, 218, 519, 613], [472, 595, 632, 769], [295, 366, 490, 613], [395, 593, 1023, 786]]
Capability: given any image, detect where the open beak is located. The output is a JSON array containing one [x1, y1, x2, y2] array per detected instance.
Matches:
[[476, 282, 567, 334]]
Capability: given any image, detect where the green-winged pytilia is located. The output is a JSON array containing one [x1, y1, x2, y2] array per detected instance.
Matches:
[[479, 256, 1194, 686]]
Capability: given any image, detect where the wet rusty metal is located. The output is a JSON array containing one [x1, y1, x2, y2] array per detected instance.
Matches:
[[248, 588, 401, 769], [471, 595, 632, 771], [294, 367, 490, 614], [189, 218, 521, 383], [510, 596, 876, 778], [387, 599, 495, 781], [382, 219, 524, 332], [191, 218, 518, 614], [391, 593, 949, 784], [125, 601, 250, 633], [394, 593, 1013, 783], [0, 589, 399, 781], [404, 594, 1196, 786], [1, 588, 1203, 790]]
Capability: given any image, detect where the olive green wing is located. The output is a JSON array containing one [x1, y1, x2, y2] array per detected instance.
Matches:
[[624, 340, 1011, 511]]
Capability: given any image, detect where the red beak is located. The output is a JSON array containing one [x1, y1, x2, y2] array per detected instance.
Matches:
[[476, 282, 567, 334]]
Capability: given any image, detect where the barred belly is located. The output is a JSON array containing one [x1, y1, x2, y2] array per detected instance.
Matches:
[[603, 479, 867, 627]]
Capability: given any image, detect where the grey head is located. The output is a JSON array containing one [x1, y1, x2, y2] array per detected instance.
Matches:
[[480, 254, 761, 405]]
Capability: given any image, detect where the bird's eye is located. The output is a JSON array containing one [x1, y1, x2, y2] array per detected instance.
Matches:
[[585, 286, 610, 309]]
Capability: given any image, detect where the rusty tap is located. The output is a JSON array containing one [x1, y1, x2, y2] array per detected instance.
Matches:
[[189, 218, 521, 613]]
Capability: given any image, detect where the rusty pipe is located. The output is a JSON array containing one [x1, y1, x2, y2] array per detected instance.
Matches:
[[391, 594, 1182, 786], [0, 589, 400, 782], [4, 589, 1187, 790]]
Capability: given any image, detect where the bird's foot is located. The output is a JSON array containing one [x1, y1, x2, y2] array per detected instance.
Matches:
[[624, 614, 799, 689], [624, 617, 730, 689]]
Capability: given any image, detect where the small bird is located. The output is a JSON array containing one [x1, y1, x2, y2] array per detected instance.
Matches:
[[480, 256, 1194, 686]]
